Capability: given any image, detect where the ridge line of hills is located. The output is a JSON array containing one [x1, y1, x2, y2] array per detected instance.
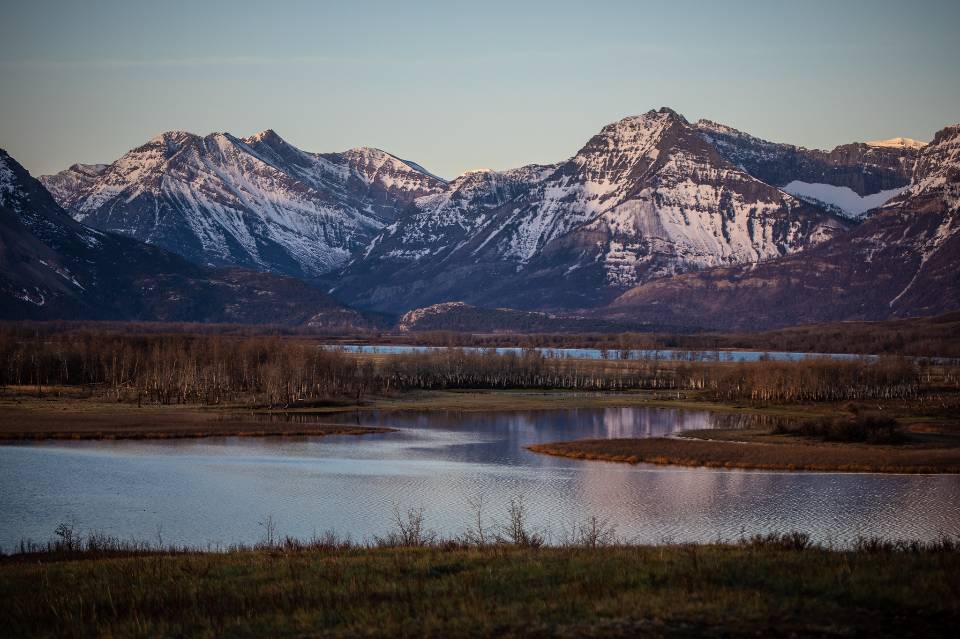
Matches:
[[2, 108, 957, 331]]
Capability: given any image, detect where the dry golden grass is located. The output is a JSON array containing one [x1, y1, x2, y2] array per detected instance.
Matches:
[[3, 544, 958, 638], [0, 388, 392, 440]]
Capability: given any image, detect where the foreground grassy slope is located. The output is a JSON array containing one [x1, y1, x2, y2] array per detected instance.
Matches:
[[2, 545, 958, 638]]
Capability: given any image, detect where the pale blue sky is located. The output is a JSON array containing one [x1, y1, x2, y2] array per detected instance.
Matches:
[[1, 0, 958, 178]]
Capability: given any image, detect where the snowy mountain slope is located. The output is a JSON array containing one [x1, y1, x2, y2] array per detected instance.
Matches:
[[39, 130, 446, 278], [695, 120, 921, 217], [336, 108, 847, 313], [602, 124, 960, 330], [37, 162, 108, 205], [356, 164, 558, 263], [1, 148, 374, 326]]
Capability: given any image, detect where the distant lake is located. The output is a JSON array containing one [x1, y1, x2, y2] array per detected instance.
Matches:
[[326, 344, 884, 362], [3, 406, 957, 550]]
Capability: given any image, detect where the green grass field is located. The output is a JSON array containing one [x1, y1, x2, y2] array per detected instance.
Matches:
[[2, 543, 958, 638]]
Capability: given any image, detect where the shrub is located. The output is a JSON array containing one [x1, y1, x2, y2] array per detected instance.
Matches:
[[775, 414, 906, 444]]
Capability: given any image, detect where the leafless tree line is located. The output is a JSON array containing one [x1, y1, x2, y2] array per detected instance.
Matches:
[[0, 328, 947, 406]]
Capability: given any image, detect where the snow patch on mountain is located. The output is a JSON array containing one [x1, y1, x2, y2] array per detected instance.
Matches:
[[782, 181, 908, 218]]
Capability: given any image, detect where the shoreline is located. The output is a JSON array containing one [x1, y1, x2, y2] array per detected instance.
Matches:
[[0, 387, 836, 441], [0, 391, 400, 441], [528, 433, 960, 474], [0, 424, 395, 442], [2, 389, 957, 458]]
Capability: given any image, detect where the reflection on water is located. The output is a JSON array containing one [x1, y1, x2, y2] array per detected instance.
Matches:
[[1, 406, 958, 550], [328, 344, 883, 362]]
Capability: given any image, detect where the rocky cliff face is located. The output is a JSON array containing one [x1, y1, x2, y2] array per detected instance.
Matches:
[[695, 120, 921, 217], [39, 130, 446, 278], [396, 301, 636, 333], [336, 108, 847, 313], [2, 148, 373, 326], [601, 124, 960, 330]]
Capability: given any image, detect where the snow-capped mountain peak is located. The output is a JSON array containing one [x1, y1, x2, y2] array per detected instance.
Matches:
[[866, 137, 927, 150], [244, 128, 283, 144], [40, 130, 447, 278], [694, 118, 756, 140], [337, 146, 448, 191]]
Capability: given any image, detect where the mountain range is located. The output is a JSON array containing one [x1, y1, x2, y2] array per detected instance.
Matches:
[[40, 130, 445, 278], [335, 108, 850, 311], [601, 123, 960, 330], [3, 107, 957, 331], [0, 149, 373, 327]]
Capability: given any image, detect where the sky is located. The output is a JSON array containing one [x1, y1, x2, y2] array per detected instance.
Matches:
[[1, 0, 958, 179]]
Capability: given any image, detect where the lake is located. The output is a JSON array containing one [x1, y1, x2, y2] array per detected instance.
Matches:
[[327, 344, 881, 362], [2, 406, 958, 550]]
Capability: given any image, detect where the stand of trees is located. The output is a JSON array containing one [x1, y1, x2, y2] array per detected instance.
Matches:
[[394, 316, 960, 358], [6, 313, 960, 358], [0, 326, 952, 407]]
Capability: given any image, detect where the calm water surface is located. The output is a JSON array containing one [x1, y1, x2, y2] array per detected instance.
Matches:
[[2, 407, 958, 549], [328, 344, 879, 362]]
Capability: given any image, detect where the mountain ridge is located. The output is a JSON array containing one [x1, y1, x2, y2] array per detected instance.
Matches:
[[599, 123, 960, 330], [30, 108, 948, 327], [2, 147, 376, 327], [40, 129, 446, 278], [335, 108, 849, 313]]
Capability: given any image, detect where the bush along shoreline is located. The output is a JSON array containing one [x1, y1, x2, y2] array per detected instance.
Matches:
[[6, 500, 960, 561]]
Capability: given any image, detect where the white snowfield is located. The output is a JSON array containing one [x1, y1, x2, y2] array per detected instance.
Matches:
[[782, 181, 908, 218]]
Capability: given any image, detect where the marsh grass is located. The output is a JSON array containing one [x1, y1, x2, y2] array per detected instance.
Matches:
[[2, 520, 958, 638]]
